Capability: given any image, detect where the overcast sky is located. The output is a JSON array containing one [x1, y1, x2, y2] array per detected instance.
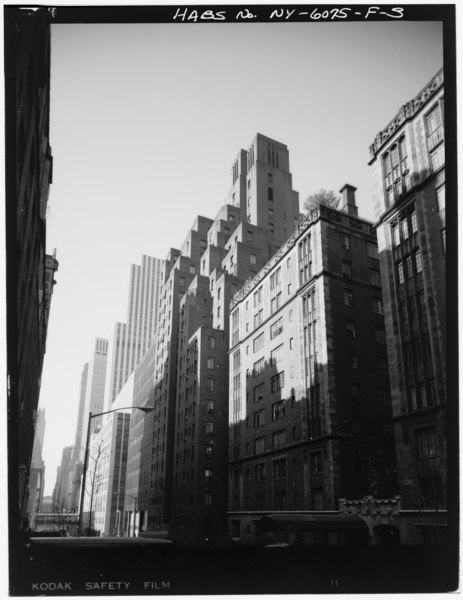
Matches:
[[38, 18, 443, 495]]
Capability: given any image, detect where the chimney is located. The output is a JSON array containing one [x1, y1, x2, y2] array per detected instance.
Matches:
[[339, 184, 358, 217]]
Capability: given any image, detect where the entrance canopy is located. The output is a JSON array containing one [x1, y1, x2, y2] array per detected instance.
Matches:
[[261, 513, 368, 533]]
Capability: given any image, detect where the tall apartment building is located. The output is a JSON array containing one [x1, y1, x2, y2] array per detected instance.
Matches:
[[107, 255, 163, 406], [227, 186, 396, 541], [6, 15, 58, 530], [138, 134, 300, 545], [369, 69, 446, 512], [52, 446, 75, 511], [91, 256, 163, 535], [75, 338, 109, 460], [26, 409, 46, 529], [92, 376, 134, 536], [68, 363, 89, 511], [124, 344, 157, 536]]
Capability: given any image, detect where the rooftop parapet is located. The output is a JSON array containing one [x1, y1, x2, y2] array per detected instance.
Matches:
[[368, 68, 444, 161]]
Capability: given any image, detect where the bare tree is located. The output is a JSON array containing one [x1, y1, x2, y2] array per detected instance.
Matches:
[[53, 498, 69, 534], [303, 189, 340, 212], [83, 440, 106, 536]]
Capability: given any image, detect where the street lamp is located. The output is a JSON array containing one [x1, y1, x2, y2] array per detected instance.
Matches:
[[77, 406, 154, 536]]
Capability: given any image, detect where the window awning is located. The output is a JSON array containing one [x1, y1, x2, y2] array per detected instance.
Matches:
[[260, 514, 368, 533]]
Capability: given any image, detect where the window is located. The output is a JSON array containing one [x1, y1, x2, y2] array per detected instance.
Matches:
[[271, 371, 285, 393], [299, 233, 312, 284], [250, 253, 257, 264], [382, 136, 409, 204], [206, 422, 214, 434], [190, 265, 196, 274], [207, 357, 215, 370], [268, 187, 273, 201], [425, 104, 444, 152], [392, 223, 400, 246], [350, 351, 359, 369], [273, 458, 287, 480], [272, 429, 286, 449], [414, 249, 423, 273], [346, 319, 356, 338], [179, 276, 185, 287], [253, 358, 265, 376], [372, 298, 383, 314], [207, 400, 214, 413], [369, 269, 381, 287], [344, 289, 354, 307], [397, 261, 404, 284], [420, 382, 428, 408], [416, 427, 438, 458], [208, 337, 215, 349], [311, 451, 322, 474], [254, 309, 263, 328], [436, 185, 445, 211], [406, 255, 413, 279], [255, 463, 266, 481], [254, 383, 265, 402], [205, 493, 212, 506], [287, 283, 292, 295], [268, 173, 273, 184], [340, 233, 350, 250], [254, 410, 266, 428], [205, 445, 213, 459], [441, 229, 446, 254], [253, 333, 264, 352], [410, 211, 417, 234], [204, 469, 213, 482], [206, 378, 215, 391], [270, 267, 281, 293], [375, 328, 386, 344], [342, 261, 352, 279], [254, 437, 265, 454], [350, 384, 360, 402], [272, 400, 285, 421], [366, 242, 379, 259], [400, 217, 409, 241], [289, 338, 294, 350], [270, 318, 283, 340], [430, 144, 445, 171], [270, 293, 282, 315], [270, 344, 283, 366]]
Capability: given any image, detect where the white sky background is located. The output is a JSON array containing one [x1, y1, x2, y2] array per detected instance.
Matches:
[[39, 18, 444, 495]]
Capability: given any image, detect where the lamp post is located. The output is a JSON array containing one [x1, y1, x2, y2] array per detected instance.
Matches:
[[77, 406, 153, 536], [126, 494, 138, 537]]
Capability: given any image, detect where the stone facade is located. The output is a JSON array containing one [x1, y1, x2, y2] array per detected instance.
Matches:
[[369, 69, 446, 511], [132, 134, 299, 544], [227, 188, 396, 541]]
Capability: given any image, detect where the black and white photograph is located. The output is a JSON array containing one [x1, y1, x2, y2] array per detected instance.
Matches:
[[5, 2, 458, 595]]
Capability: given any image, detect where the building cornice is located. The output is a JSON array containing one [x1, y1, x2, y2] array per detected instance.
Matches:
[[368, 69, 444, 162], [229, 205, 376, 311]]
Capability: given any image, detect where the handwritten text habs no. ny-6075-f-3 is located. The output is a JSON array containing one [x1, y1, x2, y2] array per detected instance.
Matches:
[[172, 6, 405, 22]]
